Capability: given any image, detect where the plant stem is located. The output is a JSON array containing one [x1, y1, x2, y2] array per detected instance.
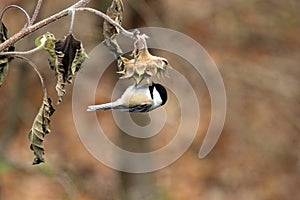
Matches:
[[75, 7, 149, 50], [30, 0, 43, 25], [0, 5, 31, 26], [0, 0, 91, 51], [74, 7, 134, 38], [0, 45, 43, 56], [69, 9, 75, 33]]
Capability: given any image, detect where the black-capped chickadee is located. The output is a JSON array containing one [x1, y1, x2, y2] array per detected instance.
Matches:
[[87, 83, 167, 112]]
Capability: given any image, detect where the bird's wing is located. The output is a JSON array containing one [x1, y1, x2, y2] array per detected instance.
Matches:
[[126, 104, 153, 112]]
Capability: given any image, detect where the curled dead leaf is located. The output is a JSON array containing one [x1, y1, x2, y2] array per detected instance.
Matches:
[[0, 22, 14, 86], [53, 33, 87, 103], [36, 32, 87, 103], [39, 33, 88, 104], [28, 97, 55, 165], [103, 0, 124, 38], [103, 0, 124, 71], [0, 57, 9, 86]]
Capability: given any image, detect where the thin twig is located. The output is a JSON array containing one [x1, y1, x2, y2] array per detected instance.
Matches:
[[0, 0, 91, 51], [69, 9, 75, 33], [75, 7, 149, 50], [0, 45, 43, 56], [74, 7, 134, 38], [0, 0, 149, 53], [13, 55, 47, 97], [30, 0, 43, 25], [0, 5, 31, 26]]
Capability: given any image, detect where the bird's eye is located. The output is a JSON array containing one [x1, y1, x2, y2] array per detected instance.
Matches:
[[162, 59, 168, 66]]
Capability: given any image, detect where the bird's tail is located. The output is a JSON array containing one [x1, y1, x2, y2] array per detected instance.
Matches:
[[87, 102, 116, 111]]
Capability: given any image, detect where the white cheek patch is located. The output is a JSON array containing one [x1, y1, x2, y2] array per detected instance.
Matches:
[[152, 88, 162, 107]]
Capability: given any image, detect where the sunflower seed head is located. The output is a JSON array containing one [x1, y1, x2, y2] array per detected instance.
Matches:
[[118, 48, 168, 85]]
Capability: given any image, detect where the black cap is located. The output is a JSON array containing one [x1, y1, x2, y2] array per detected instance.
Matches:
[[149, 83, 167, 105]]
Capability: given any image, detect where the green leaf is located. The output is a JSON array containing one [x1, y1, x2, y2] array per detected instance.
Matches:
[[0, 22, 15, 86], [35, 32, 56, 60], [35, 32, 57, 72], [29, 97, 55, 165], [35, 35, 43, 47]]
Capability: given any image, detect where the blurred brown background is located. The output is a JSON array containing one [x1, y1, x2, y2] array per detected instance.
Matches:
[[0, 0, 299, 199]]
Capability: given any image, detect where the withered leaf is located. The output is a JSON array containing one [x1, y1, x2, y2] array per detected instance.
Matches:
[[0, 22, 8, 42], [35, 32, 56, 52], [48, 33, 87, 104], [0, 22, 15, 86], [103, 0, 124, 71], [0, 57, 9, 86], [28, 97, 55, 165], [35, 32, 56, 71], [103, 0, 124, 38]]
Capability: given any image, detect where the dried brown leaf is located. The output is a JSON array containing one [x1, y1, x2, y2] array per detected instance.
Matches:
[[28, 97, 55, 165], [0, 22, 14, 86], [103, 0, 124, 71], [49, 33, 87, 104], [103, 0, 124, 38]]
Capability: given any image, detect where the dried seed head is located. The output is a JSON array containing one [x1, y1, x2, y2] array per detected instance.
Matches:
[[118, 48, 169, 85]]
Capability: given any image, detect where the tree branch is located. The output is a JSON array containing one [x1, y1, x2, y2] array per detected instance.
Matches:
[[29, 0, 43, 25], [0, 0, 91, 51]]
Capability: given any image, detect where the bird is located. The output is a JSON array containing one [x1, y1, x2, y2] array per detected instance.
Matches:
[[87, 83, 167, 112]]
